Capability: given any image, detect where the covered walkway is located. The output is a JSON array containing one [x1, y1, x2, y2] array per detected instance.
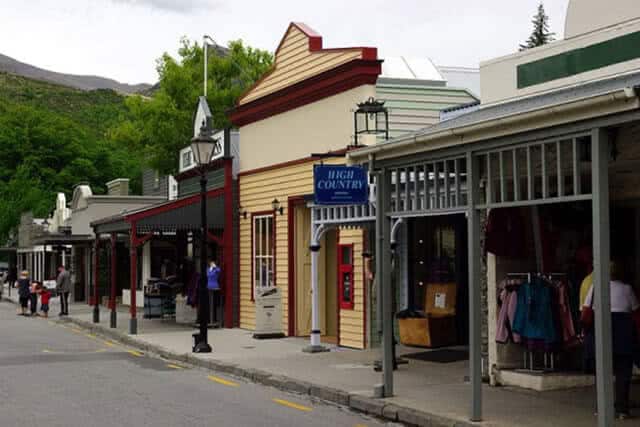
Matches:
[[90, 174, 235, 335]]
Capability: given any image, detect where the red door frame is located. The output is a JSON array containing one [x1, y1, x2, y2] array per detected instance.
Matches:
[[223, 157, 234, 327], [337, 242, 355, 309]]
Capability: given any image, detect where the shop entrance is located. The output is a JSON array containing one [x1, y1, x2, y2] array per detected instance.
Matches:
[[294, 205, 338, 341], [402, 214, 468, 347]]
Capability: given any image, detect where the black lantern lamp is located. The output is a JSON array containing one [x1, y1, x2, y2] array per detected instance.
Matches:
[[271, 198, 284, 215], [190, 121, 216, 354], [353, 97, 389, 146], [190, 121, 217, 167]]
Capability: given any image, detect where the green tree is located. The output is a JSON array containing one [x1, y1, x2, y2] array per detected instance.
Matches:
[[110, 39, 273, 174], [519, 3, 556, 51], [0, 100, 144, 241]]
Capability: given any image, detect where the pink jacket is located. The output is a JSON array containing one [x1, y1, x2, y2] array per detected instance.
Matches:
[[496, 286, 521, 344]]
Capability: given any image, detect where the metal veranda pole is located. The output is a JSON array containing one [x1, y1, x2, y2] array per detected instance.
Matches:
[[467, 152, 482, 422], [592, 128, 614, 427]]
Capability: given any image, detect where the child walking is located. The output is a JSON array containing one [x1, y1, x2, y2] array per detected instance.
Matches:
[[37, 283, 51, 318]]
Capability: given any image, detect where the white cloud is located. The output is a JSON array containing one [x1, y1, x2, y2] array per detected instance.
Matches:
[[108, 0, 214, 13], [0, 0, 571, 84]]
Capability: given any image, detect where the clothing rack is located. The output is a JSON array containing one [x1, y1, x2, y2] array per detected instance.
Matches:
[[504, 272, 567, 373]]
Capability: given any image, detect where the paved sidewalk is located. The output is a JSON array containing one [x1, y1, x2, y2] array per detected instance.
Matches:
[[3, 286, 633, 426]]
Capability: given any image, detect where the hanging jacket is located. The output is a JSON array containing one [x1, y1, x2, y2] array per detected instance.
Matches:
[[555, 281, 576, 345], [512, 277, 558, 344], [496, 286, 521, 344]]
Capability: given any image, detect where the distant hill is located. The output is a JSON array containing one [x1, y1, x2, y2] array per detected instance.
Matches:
[[0, 52, 152, 94], [0, 70, 146, 243], [0, 71, 128, 138]]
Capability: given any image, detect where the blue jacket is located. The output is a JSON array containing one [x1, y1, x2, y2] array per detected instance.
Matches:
[[513, 278, 558, 344], [207, 266, 221, 291]]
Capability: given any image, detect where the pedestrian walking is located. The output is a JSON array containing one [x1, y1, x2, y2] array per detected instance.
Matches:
[[582, 261, 640, 419], [56, 265, 71, 316], [29, 281, 39, 316], [37, 283, 51, 318], [16, 271, 30, 316]]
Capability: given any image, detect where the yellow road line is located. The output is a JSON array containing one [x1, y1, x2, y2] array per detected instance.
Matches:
[[207, 375, 239, 387], [95, 349, 107, 353], [70, 328, 83, 334], [103, 340, 116, 347], [167, 364, 184, 370], [85, 333, 97, 339], [272, 398, 312, 412], [127, 350, 144, 357], [42, 349, 52, 353]]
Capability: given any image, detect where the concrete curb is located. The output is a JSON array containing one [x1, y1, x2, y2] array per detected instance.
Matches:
[[62, 315, 478, 427]]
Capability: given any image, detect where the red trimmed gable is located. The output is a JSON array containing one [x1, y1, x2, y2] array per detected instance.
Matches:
[[230, 22, 381, 127]]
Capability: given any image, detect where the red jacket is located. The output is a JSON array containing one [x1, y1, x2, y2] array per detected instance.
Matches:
[[40, 290, 52, 305]]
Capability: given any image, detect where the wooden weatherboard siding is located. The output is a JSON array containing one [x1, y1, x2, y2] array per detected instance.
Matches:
[[338, 228, 365, 349], [239, 157, 367, 347], [239, 160, 318, 331], [238, 23, 373, 106], [376, 83, 477, 139], [234, 22, 375, 348]]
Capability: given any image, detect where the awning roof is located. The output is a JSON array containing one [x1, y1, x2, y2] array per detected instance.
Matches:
[[91, 189, 226, 235]]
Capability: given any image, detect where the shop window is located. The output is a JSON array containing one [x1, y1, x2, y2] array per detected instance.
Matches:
[[339, 244, 354, 309], [409, 218, 458, 311], [181, 150, 193, 171], [253, 214, 275, 295]]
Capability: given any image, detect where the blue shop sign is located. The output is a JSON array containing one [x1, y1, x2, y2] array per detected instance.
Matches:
[[314, 165, 368, 205]]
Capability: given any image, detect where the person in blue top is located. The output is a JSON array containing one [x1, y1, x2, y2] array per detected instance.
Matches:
[[207, 259, 221, 326], [207, 260, 221, 291]]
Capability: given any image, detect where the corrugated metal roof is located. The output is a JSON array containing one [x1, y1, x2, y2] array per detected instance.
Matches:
[[381, 57, 445, 81], [439, 101, 481, 122], [412, 71, 640, 137], [437, 66, 481, 98]]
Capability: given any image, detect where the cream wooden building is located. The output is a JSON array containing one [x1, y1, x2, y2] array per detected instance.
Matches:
[[230, 22, 477, 348]]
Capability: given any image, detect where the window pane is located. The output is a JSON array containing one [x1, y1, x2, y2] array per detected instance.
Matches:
[[268, 257, 274, 287], [341, 246, 352, 265], [254, 258, 261, 289], [342, 272, 351, 302], [261, 219, 267, 258], [266, 217, 271, 257], [254, 216, 276, 291]]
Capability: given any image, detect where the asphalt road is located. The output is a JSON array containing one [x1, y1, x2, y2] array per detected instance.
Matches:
[[0, 300, 389, 427]]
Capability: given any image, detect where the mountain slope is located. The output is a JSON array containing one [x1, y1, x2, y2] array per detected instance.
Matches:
[[0, 71, 129, 138], [0, 53, 151, 94], [0, 71, 145, 242]]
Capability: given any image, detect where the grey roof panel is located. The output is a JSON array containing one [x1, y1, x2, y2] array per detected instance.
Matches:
[[400, 71, 640, 141]]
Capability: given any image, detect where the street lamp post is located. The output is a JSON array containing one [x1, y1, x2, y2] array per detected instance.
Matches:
[[191, 122, 217, 353]]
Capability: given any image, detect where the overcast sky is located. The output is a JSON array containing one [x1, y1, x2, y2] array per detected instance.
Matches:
[[0, 0, 570, 84]]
